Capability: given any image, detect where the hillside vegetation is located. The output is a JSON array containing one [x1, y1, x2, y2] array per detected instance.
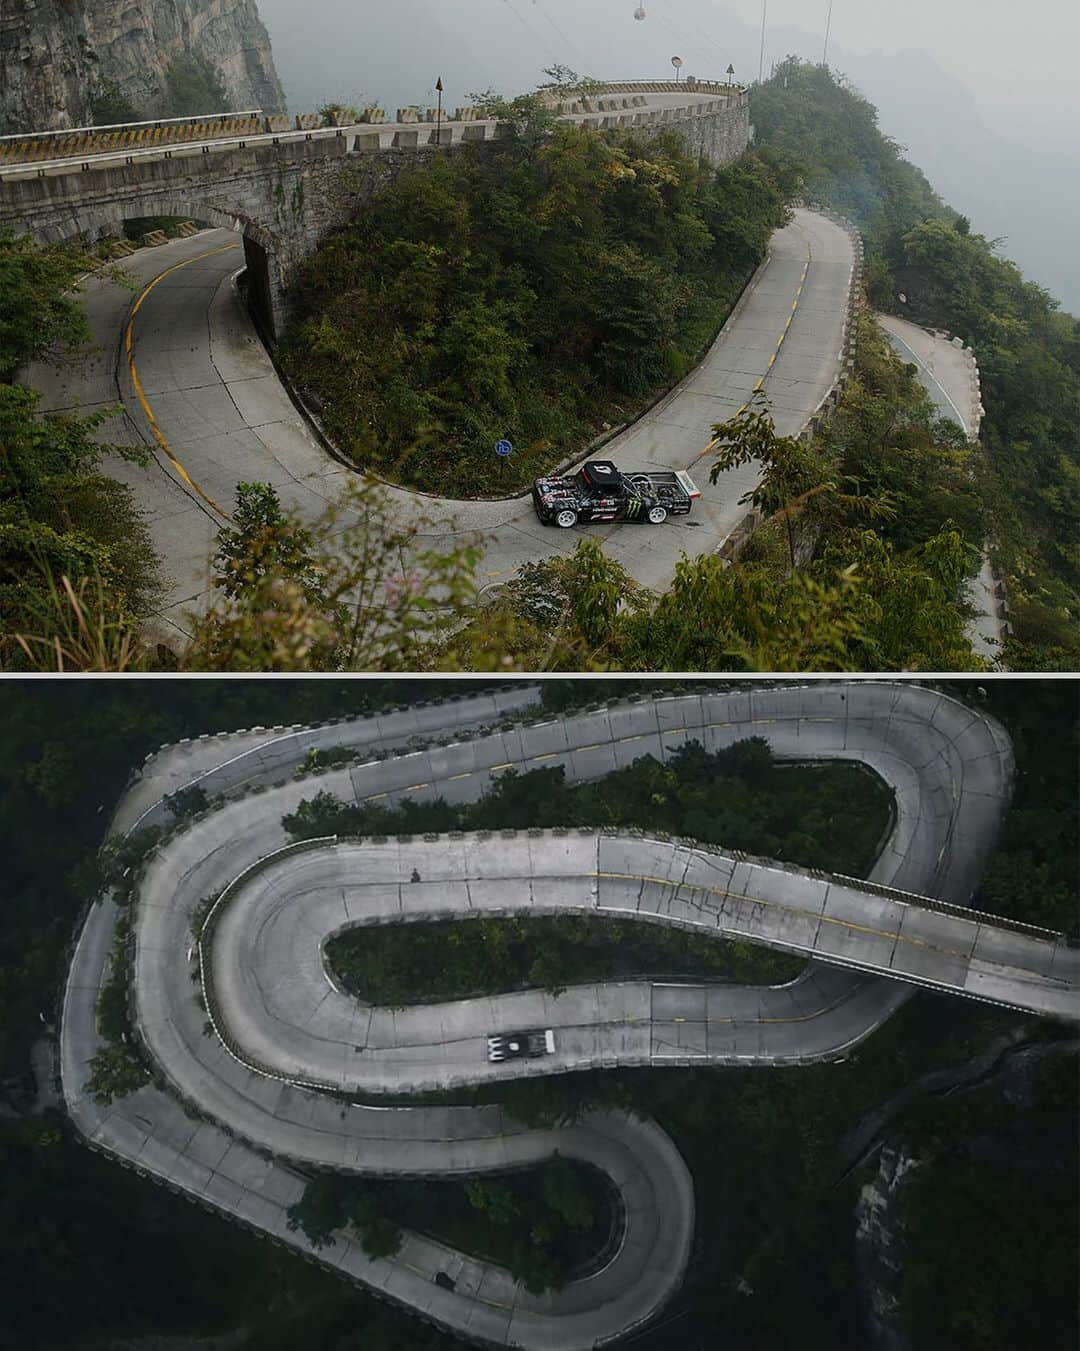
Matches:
[[280, 97, 795, 495], [0, 233, 162, 666], [751, 60, 1080, 669], [466, 310, 989, 672]]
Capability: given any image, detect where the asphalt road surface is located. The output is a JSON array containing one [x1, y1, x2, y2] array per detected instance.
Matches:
[[60, 684, 1079, 1349], [28, 208, 854, 642]]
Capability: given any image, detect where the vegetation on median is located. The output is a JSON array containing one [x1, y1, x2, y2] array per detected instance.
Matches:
[[286, 1154, 611, 1294], [290, 737, 892, 1002], [279, 99, 796, 496]]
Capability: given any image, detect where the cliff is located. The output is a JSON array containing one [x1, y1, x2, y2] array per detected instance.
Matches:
[[0, 0, 285, 134]]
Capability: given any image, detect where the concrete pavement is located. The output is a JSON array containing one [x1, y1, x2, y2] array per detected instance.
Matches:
[[878, 312, 1004, 663], [60, 683, 1078, 1348], [27, 208, 854, 641]]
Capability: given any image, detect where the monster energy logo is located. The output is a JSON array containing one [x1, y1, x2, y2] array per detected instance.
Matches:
[[626, 497, 642, 519]]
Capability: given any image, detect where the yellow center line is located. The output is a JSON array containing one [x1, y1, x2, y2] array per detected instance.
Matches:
[[595, 869, 972, 961], [123, 241, 239, 520], [688, 257, 812, 470]]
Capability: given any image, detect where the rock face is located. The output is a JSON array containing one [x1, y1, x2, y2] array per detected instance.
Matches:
[[854, 1143, 921, 1351], [0, 0, 285, 134]]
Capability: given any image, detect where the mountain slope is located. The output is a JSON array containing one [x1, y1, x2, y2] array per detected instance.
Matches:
[[0, 0, 285, 134]]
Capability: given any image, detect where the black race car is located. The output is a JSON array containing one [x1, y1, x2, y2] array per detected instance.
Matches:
[[532, 460, 701, 528], [487, 1029, 556, 1063]]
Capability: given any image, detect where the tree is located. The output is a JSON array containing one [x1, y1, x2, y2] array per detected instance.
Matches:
[[163, 785, 209, 820], [467, 90, 558, 151], [818, 526, 983, 670], [0, 233, 92, 381], [286, 1173, 347, 1249], [84, 1044, 146, 1105], [188, 479, 491, 673], [709, 393, 839, 570], [466, 1179, 519, 1226], [609, 556, 870, 671], [89, 79, 142, 126], [0, 236, 162, 671], [213, 482, 328, 605]]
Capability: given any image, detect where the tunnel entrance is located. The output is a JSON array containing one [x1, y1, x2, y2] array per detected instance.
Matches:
[[242, 234, 277, 342]]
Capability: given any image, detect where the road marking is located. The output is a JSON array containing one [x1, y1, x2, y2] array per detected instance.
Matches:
[[448, 772, 473, 781], [595, 868, 972, 961], [689, 257, 812, 470], [882, 323, 971, 434], [123, 241, 239, 520]]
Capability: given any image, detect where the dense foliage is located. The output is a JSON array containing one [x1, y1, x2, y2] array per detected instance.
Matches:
[[0, 678, 508, 1082], [972, 679, 1079, 937], [752, 60, 1080, 668], [286, 736, 890, 868], [287, 1154, 610, 1295], [328, 913, 802, 1008], [0, 232, 163, 666], [898, 1049, 1078, 1350], [310, 738, 891, 1002], [281, 107, 795, 495], [468, 317, 988, 671], [751, 59, 952, 260]]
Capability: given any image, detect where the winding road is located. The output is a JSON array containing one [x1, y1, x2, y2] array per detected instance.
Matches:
[[29, 206, 855, 642], [61, 683, 1079, 1348], [878, 312, 1005, 661]]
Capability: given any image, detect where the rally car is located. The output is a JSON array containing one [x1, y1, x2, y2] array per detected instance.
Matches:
[[532, 460, 701, 528], [487, 1029, 556, 1063]]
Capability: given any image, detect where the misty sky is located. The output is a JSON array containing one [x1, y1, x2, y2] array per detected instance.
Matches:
[[254, 1, 1080, 310]]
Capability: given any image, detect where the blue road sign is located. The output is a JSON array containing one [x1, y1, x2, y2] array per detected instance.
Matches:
[[495, 439, 513, 457]]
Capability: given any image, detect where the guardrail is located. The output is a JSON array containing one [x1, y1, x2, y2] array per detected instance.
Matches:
[[0, 110, 264, 141], [0, 82, 747, 176]]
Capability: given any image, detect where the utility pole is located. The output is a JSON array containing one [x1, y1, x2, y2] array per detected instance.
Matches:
[[823, 0, 834, 66], [435, 76, 444, 146], [758, 0, 767, 84]]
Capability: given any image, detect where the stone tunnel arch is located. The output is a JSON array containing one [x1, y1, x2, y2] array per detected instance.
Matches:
[[15, 194, 286, 339]]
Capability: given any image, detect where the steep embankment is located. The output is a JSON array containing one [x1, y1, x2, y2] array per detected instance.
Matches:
[[750, 60, 1080, 670], [0, 0, 284, 134]]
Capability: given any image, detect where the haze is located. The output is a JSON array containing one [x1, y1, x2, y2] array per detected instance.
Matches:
[[254, 1, 1080, 312]]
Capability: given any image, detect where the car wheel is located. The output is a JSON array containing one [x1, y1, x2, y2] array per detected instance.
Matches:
[[555, 509, 578, 529], [647, 505, 668, 524]]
